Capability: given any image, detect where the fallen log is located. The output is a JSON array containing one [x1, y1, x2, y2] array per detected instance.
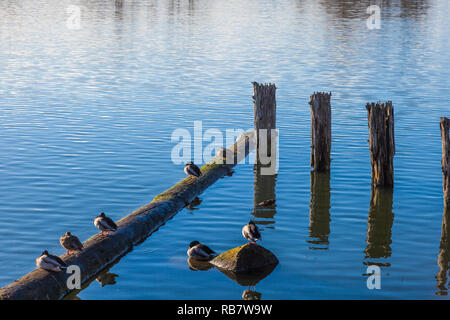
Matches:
[[0, 131, 255, 300]]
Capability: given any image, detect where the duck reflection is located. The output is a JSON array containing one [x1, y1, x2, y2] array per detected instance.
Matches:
[[186, 197, 203, 211], [364, 187, 394, 265], [242, 288, 262, 300], [252, 164, 277, 223], [307, 171, 331, 249], [96, 270, 119, 287], [436, 205, 450, 295], [187, 257, 214, 271]]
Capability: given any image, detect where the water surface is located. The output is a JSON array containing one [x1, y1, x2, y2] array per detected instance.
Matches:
[[0, 0, 449, 299]]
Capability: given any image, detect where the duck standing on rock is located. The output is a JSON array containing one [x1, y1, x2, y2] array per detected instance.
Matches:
[[184, 162, 202, 178], [94, 212, 118, 235], [36, 250, 67, 272], [187, 241, 216, 261], [242, 220, 262, 243], [60, 232, 83, 254]]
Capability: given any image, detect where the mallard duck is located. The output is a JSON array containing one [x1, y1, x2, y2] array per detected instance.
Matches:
[[36, 250, 67, 272], [94, 212, 118, 235], [187, 241, 216, 261], [216, 147, 234, 164], [257, 199, 276, 207], [242, 220, 261, 243], [60, 232, 83, 254], [184, 162, 202, 178]]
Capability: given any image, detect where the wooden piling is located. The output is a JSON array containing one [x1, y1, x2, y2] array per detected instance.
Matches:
[[366, 101, 395, 187], [253, 82, 276, 160], [441, 117, 450, 206], [0, 131, 254, 300], [309, 92, 332, 172]]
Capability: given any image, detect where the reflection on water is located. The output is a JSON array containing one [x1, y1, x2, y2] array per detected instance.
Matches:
[[96, 271, 119, 287], [187, 257, 214, 271], [436, 206, 450, 295], [308, 171, 331, 250], [215, 263, 277, 300], [364, 187, 394, 266], [252, 164, 277, 224], [0, 0, 449, 299]]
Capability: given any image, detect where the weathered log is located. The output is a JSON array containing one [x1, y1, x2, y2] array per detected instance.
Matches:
[[364, 187, 394, 260], [308, 171, 331, 248], [441, 117, 450, 206], [366, 101, 395, 187], [0, 131, 255, 300], [253, 82, 276, 161], [309, 92, 332, 172], [210, 243, 278, 274]]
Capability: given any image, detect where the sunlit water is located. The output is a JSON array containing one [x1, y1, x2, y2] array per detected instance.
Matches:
[[0, 0, 449, 299]]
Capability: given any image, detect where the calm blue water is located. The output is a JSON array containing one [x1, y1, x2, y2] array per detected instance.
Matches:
[[0, 0, 450, 299]]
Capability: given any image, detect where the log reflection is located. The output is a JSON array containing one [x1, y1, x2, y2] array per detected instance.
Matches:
[[307, 171, 331, 249], [364, 187, 394, 265]]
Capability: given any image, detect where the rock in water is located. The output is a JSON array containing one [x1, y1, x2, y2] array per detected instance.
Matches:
[[210, 243, 278, 273]]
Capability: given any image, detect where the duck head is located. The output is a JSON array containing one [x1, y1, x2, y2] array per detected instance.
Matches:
[[99, 212, 105, 217], [189, 240, 200, 248], [65, 231, 71, 236], [248, 220, 256, 225], [42, 250, 49, 256]]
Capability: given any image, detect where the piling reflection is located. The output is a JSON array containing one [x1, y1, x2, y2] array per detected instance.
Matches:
[[436, 206, 450, 295], [252, 164, 277, 224], [364, 187, 394, 266], [308, 171, 331, 249]]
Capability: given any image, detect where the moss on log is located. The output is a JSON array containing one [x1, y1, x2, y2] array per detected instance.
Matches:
[[210, 243, 278, 274], [0, 132, 254, 300]]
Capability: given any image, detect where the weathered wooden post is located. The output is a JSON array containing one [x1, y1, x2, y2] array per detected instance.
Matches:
[[252, 82, 277, 222], [253, 82, 276, 161], [308, 171, 331, 249], [441, 117, 450, 206], [309, 92, 332, 172], [366, 101, 395, 187], [364, 187, 394, 261]]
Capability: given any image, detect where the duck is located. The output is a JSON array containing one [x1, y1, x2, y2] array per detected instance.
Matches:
[[184, 162, 202, 178], [216, 147, 234, 164], [257, 199, 276, 207], [94, 212, 118, 235], [36, 250, 67, 272], [242, 220, 261, 243], [60, 232, 83, 254], [187, 241, 216, 261]]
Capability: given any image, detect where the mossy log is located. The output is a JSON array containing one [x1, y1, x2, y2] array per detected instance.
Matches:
[[210, 243, 278, 274], [0, 132, 255, 300]]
